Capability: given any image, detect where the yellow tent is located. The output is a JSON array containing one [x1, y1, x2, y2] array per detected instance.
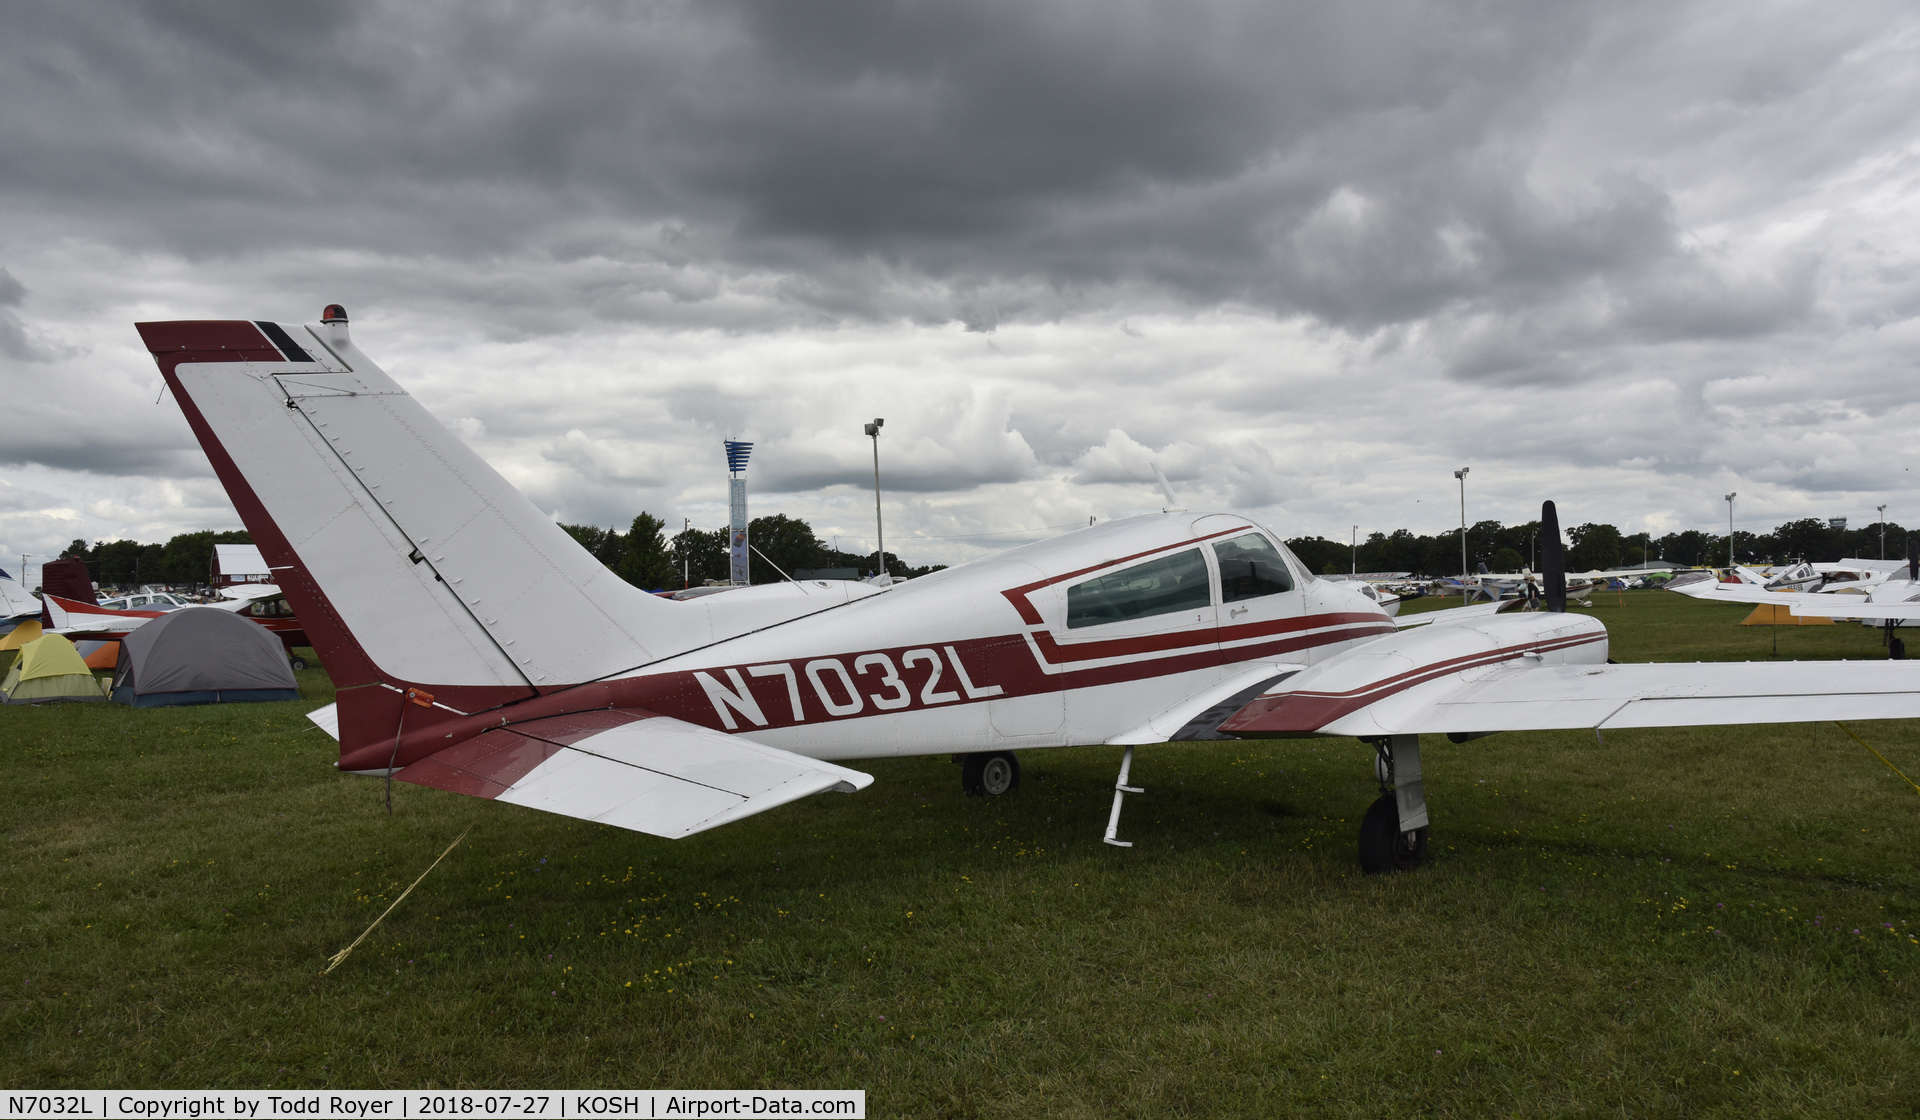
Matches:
[[2, 634, 107, 703], [0, 619, 43, 651], [1740, 604, 1834, 626]]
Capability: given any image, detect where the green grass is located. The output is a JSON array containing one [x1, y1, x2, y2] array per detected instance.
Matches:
[[5, 600, 1920, 1115]]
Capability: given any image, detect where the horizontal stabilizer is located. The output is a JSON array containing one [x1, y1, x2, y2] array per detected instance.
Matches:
[[396, 708, 873, 838]]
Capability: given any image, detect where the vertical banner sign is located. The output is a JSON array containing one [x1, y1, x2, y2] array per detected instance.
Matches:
[[729, 477, 749, 584], [725, 439, 753, 585]]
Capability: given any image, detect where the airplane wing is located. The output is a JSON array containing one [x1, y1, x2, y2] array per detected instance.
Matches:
[[1105, 662, 1301, 744], [1232, 659, 1920, 738], [1217, 611, 1920, 738], [1667, 580, 1802, 606], [1786, 596, 1920, 621], [392, 708, 874, 839], [1393, 599, 1524, 628], [1669, 578, 1901, 618]]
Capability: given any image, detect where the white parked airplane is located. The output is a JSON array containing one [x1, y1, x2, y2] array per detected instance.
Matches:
[[0, 567, 38, 621], [136, 309, 1920, 872], [42, 585, 283, 639]]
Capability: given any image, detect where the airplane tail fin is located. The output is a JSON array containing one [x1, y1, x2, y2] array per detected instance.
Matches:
[[137, 310, 711, 729]]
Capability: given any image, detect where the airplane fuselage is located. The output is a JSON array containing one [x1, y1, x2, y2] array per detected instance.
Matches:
[[340, 513, 1399, 771]]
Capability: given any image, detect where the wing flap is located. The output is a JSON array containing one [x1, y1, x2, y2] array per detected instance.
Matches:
[[397, 708, 873, 838]]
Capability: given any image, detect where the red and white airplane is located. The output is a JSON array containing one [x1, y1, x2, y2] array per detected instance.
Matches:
[[136, 308, 1920, 872], [41, 586, 288, 641]]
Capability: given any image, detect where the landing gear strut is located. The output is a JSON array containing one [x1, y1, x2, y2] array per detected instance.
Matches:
[[961, 751, 1021, 796], [1359, 735, 1429, 873]]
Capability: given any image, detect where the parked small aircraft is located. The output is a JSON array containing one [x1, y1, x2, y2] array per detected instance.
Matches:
[[43, 585, 289, 643], [0, 568, 38, 623], [136, 309, 1920, 871], [1674, 550, 1920, 656]]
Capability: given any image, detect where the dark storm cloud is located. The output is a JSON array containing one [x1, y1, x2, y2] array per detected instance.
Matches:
[[0, 0, 1765, 336]]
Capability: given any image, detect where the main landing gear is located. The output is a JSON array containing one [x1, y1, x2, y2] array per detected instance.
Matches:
[[1359, 735, 1429, 874], [961, 751, 1021, 797]]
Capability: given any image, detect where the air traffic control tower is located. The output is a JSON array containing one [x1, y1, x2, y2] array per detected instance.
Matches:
[[725, 439, 753, 584]]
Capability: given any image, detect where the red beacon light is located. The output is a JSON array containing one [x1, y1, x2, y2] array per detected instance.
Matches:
[[321, 304, 349, 324]]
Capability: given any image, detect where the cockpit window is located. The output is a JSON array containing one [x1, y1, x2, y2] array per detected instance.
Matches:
[[1067, 548, 1211, 629], [1213, 533, 1295, 602]]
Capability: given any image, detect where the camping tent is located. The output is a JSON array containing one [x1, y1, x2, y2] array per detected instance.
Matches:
[[2, 634, 106, 703], [0, 619, 43, 651], [111, 606, 297, 707], [1740, 604, 1835, 626]]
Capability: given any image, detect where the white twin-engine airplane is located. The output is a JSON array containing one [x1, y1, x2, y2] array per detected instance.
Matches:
[[137, 308, 1920, 872]]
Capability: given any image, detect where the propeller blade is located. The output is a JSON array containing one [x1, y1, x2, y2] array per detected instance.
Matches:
[[1542, 500, 1566, 613], [1909, 535, 1916, 583]]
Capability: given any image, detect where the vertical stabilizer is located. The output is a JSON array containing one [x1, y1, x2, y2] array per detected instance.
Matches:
[[138, 312, 716, 715]]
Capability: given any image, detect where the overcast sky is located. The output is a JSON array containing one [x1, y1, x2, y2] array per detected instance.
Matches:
[[3, 0, 1917, 583]]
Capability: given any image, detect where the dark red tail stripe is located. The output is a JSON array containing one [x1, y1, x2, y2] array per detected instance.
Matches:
[[1220, 631, 1605, 734], [136, 320, 286, 361], [138, 318, 539, 777]]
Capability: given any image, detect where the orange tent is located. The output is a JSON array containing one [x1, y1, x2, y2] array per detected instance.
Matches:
[[1740, 604, 1834, 626]]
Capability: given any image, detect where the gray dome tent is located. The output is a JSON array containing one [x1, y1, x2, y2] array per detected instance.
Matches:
[[111, 606, 298, 707]]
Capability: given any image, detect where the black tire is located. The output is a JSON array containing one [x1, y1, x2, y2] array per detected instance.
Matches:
[[289, 656, 309, 671], [961, 751, 1020, 796], [1358, 794, 1428, 874], [1891, 638, 1906, 661]]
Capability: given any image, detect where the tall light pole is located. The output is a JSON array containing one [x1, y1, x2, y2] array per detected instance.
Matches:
[[1879, 504, 1888, 560], [20, 554, 30, 592], [1454, 467, 1470, 602], [1351, 525, 1358, 575], [864, 418, 886, 578], [1724, 492, 1737, 570]]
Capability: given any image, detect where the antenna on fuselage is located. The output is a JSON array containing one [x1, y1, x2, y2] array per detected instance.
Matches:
[[1541, 500, 1566, 613], [1150, 462, 1183, 512]]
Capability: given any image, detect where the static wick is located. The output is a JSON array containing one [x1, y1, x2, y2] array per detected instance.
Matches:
[[322, 826, 471, 975]]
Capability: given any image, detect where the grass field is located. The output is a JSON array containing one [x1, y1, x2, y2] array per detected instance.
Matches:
[[5, 591, 1920, 1115]]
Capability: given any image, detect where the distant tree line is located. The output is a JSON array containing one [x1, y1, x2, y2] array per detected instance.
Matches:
[[54, 511, 1898, 592], [560, 512, 945, 590], [1285, 517, 1914, 578], [55, 530, 253, 588]]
